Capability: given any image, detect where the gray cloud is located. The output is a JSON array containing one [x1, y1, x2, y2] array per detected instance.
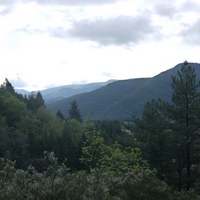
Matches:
[[180, 0, 200, 12], [50, 27, 67, 38], [0, 0, 17, 15], [57, 16, 160, 46], [180, 18, 200, 45], [0, 0, 16, 6], [155, 3, 177, 18]]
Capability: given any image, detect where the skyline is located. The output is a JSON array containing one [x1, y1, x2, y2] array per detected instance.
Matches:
[[0, 0, 200, 91]]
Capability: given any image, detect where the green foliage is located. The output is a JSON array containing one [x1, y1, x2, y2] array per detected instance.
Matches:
[[0, 79, 64, 169], [80, 123, 149, 174], [0, 158, 15, 195], [133, 99, 173, 180], [59, 119, 84, 170], [64, 119, 84, 148], [94, 120, 132, 145], [97, 143, 149, 175], [1, 76, 200, 198], [80, 131, 105, 170], [110, 171, 171, 200], [0, 152, 69, 200], [36, 106, 63, 137], [1, 154, 199, 200], [0, 91, 27, 127]]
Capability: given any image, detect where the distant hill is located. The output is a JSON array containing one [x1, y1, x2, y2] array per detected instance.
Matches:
[[48, 63, 200, 121], [16, 80, 116, 105], [15, 89, 30, 96]]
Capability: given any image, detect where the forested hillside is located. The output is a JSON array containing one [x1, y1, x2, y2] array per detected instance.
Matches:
[[49, 78, 149, 120], [0, 62, 200, 199], [49, 62, 200, 121]]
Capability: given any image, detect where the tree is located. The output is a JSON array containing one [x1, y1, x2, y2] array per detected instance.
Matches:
[[165, 61, 200, 190], [0, 153, 198, 199], [59, 119, 84, 170], [80, 121, 149, 174], [56, 110, 65, 120], [36, 91, 45, 108], [35, 107, 63, 154], [0, 152, 69, 200], [0, 78, 15, 94], [0, 91, 27, 127], [68, 100, 82, 122], [26, 92, 45, 112], [133, 99, 173, 181]]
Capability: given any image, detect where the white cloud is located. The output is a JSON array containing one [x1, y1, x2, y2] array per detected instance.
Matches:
[[0, 0, 123, 6], [0, 0, 200, 90], [35, 0, 121, 6]]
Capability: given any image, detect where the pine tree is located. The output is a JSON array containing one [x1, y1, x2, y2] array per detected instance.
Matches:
[[68, 100, 82, 122], [0, 78, 15, 94], [36, 91, 45, 108], [56, 110, 65, 120], [166, 61, 200, 190], [133, 99, 172, 180]]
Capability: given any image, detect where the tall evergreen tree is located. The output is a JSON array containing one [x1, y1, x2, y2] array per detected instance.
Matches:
[[133, 99, 172, 180], [56, 110, 65, 120], [166, 61, 200, 190], [68, 100, 82, 122], [4, 78, 15, 93], [60, 119, 84, 170], [36, 91, 45, 108], [0, 78, 15, 94]]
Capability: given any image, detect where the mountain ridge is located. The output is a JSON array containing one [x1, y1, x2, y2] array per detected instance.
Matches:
[[48, 62, 200, 121], [16, 79, 116, 105]]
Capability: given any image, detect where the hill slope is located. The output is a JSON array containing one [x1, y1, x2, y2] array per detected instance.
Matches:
[[48, 62, 200, 121], [41, 80, 116, 105], [48, 78, 149, 119], [16, 80, 116, 105]]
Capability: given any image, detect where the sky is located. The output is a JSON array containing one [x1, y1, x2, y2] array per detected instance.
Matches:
[[0, 0, 200, 91]]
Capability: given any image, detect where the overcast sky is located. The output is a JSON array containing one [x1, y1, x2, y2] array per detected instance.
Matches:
[[0, 0, 200, 91]]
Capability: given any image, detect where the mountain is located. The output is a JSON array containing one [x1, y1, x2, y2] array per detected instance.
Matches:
[[48, 78, 149, 119], [41, 80, 116, 105], [16, 80, 116, 105], [15, 89, 30, 96], [48, 63, 200, 121]]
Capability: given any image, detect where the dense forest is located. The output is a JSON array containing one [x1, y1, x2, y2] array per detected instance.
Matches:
[[0, 61, 200, 199]]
